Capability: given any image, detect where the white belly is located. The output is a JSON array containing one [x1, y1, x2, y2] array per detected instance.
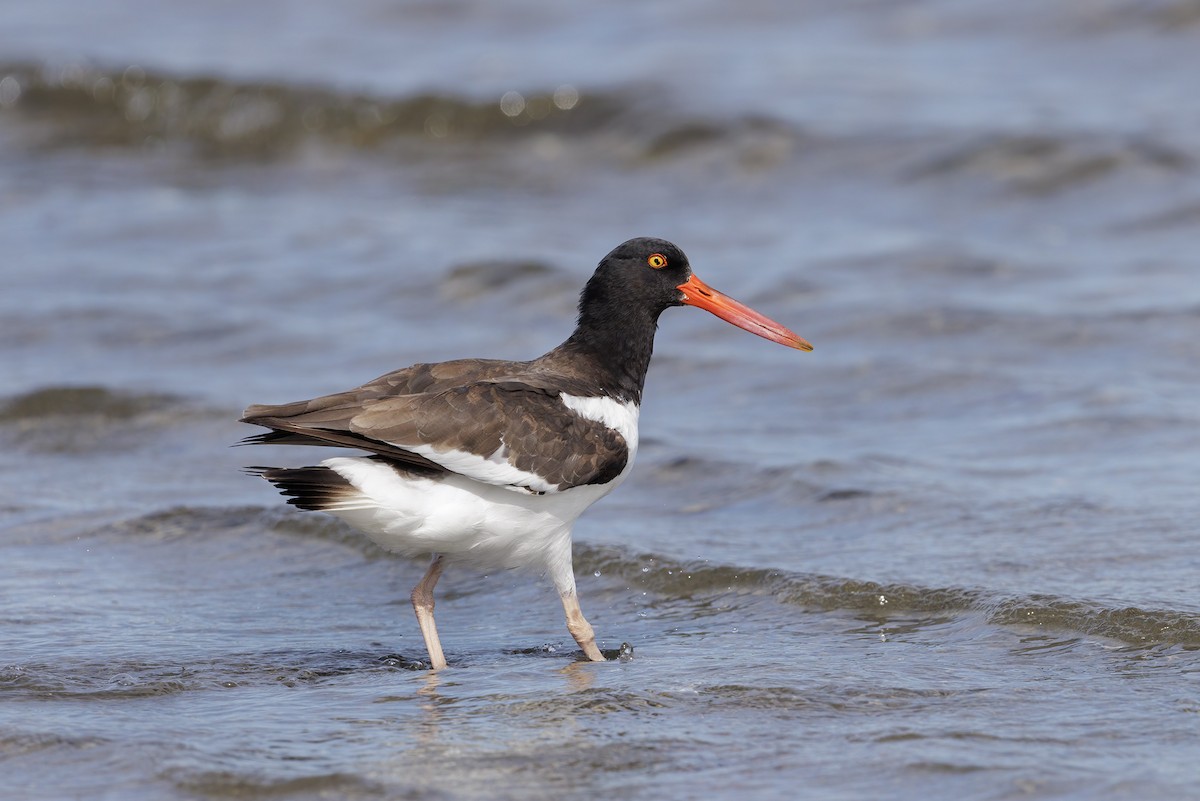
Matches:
[[319, 455, 630, 574], [317, 394, 640, 576]]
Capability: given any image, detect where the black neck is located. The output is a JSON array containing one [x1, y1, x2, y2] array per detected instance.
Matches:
[[557, 300, 661, 403]]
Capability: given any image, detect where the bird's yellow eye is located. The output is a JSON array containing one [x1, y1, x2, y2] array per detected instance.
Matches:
[[647, 253, 668, 269]]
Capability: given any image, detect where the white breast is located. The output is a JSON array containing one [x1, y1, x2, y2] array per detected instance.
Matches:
[[559, 393, 640, 459]]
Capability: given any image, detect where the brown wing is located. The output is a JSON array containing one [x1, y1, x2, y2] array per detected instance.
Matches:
[[240, 359, 520, 468], [242, 358, 520, 420], [241, 360, 628, 491]]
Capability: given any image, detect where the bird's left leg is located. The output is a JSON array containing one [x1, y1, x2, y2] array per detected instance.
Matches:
[[411, 554, 447, 670]]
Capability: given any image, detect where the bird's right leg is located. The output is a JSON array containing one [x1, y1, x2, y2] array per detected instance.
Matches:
[[411, 554, 447, 670], [546, 537, 605, 662], [560, 590, 605, 662]]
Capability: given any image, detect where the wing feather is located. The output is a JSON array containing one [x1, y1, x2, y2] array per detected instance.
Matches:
[[241, 361, 629, 491]]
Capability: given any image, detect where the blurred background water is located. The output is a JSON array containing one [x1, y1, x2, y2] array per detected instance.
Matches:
[[2, 2, 1199, 799]]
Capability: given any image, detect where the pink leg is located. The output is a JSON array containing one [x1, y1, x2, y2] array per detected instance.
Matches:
[[561, 591, 605, 662], [411, 555, 447, 670]]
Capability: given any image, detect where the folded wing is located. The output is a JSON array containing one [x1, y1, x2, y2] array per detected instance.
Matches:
[[241, 361, 629, 493]]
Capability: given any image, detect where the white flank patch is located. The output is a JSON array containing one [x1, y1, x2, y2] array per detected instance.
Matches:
[[560, 393, 641, 490], [404, 441, 558, 493], [559, 393, 640, 453]]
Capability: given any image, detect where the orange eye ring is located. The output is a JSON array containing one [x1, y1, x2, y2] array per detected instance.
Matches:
[[647, 253, 668, 269]]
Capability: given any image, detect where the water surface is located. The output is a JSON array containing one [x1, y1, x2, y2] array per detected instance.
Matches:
[[2, 3, 1199, 799]]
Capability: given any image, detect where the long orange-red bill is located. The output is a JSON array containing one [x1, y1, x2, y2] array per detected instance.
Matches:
[[678, 275, 813, 352]]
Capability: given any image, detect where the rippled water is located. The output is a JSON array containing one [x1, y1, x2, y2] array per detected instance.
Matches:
[[3, 2, 1200, 799]]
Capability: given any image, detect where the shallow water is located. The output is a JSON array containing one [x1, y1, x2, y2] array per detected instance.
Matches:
[[3, 2, 1200, 799]]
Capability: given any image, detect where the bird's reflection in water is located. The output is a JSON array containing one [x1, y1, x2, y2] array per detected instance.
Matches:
[[406, 654, 604, 747], [373, 654, 630, 797], [412, 670, 444, 747], [559, 658, 597, 692]]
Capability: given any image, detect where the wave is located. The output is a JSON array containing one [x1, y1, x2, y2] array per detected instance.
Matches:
[[80, 505, 1200, 650], [571, 544, 1200, 649], [904, 132, 1191, 195], [0, 61, 644, 159], [0, 59, 817, 170], [0, 385, 182, 422], [0, 385, 216, 454], [89, 503, 371, 554], [0, 61, 600, 152], [1074, 0, 1200, 32], [2, 61, 1192, 191]]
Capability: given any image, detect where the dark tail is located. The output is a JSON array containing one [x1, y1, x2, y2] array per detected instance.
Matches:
[[246, 465, 358, 512]]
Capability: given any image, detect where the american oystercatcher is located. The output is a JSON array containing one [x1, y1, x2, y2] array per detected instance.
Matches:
[[241, 238, 811, 669]]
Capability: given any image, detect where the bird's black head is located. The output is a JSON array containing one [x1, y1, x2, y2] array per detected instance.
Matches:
[[560, 236, 811, 401], [579, 237, 695, 320], [578, 236, 811, 352]]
